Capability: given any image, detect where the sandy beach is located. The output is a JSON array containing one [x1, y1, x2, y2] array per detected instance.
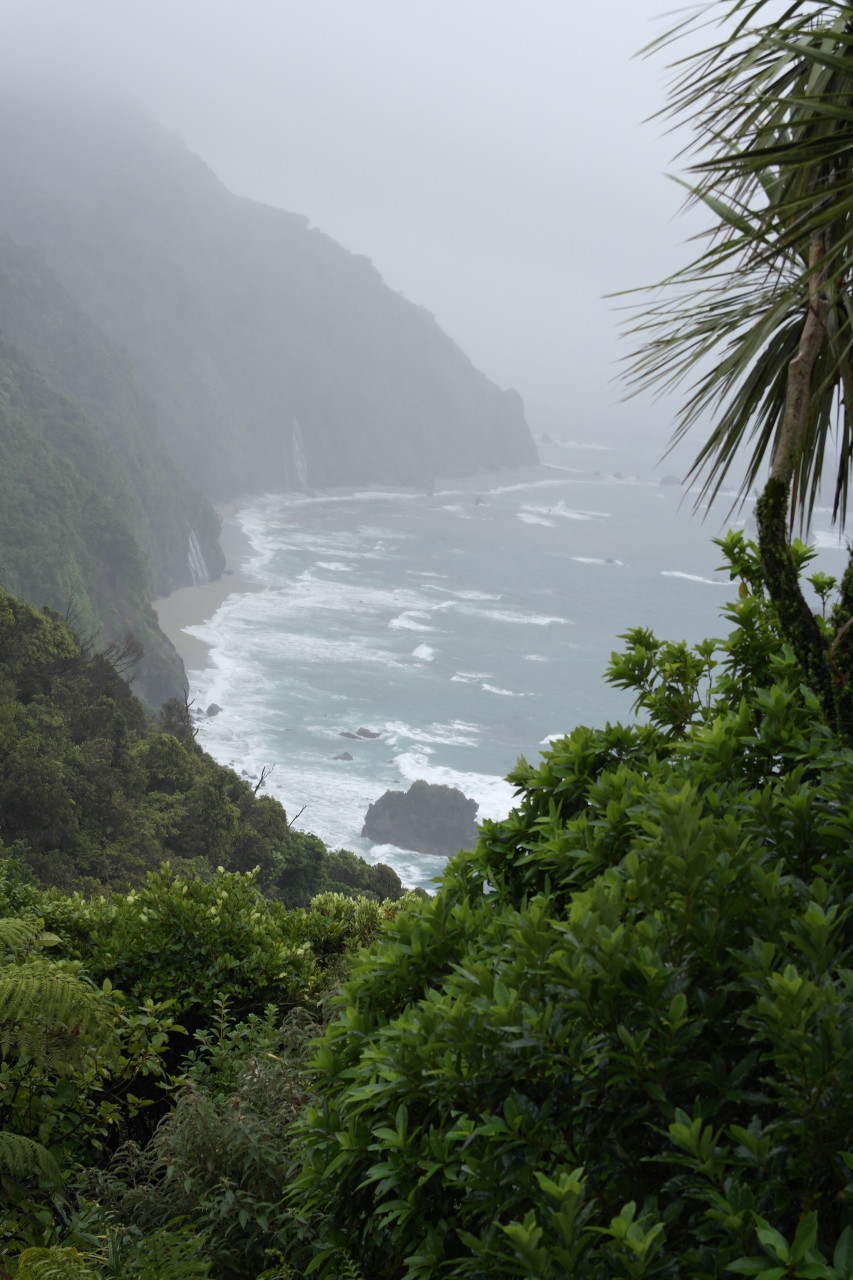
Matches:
[[153, 499, 264, 671], [153, 464, 566, 674]]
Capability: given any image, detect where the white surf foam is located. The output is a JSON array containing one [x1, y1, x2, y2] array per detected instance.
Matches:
[[462, 606, 574, 626], [412, 644, 435, 661], [571, 556, 623, 566], [518, 512, 555, 527], [661, 570, 729, 587], [388, 611, 437, 632], [383, 720, 481, 748], [394, 749, 517, 823], [482, 683, 527, 697]]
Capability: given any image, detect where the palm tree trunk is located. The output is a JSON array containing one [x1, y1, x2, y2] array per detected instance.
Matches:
[[755, 233, 848, 730]]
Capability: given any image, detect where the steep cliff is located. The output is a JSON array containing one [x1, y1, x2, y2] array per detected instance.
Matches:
[[0, 235, 223, 596], [0, 336, 186, 704], [0, 90, 537, 498]]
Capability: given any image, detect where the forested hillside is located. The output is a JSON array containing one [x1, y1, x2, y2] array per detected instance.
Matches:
[[0, 89, 537, 499], [0, 587, 401, 904], [0, 339, 191, 705], [0, 235, 223, 599]]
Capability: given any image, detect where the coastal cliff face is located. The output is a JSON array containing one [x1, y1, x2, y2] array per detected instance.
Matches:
[[0, 334, 188, 706], [0, 87, 537, 706], [0, 90, 538, 500]]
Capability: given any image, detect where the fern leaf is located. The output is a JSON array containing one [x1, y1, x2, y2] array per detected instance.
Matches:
[[15, 1246, 100, 1279], [0, 960, 119, 1069], [0, 1130, 62, 1186], [0, 916, 46, 958]]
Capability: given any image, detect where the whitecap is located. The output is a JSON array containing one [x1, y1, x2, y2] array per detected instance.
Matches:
[[412, 644, 435, 661], [523, 654, 549, 662], [521, 500, 611, 523], [449, 588, 503, 601], [383, 720, 481, 747], [461, 606, 574, 626], [661, 570, 729, 587], [482, 683, 526, 697], [388, 611, 437, 632], [518, 512, 555, 527], [316, 561, 353, 571], [571, 556, 623, 566], [451, 670, 493, 683]]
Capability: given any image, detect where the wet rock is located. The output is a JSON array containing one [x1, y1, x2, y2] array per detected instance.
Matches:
[[206, 703, 223, 717], [362, 779, 479, 857], [356, 726, 381, 738], [333, 751, 354, 761]]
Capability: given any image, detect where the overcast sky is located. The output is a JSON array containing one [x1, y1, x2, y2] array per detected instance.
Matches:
[[4, 0, 709, 456]]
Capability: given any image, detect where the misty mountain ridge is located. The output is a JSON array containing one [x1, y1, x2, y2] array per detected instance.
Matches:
[[0, 87, 535, 704], [0, 88, 537, 498]]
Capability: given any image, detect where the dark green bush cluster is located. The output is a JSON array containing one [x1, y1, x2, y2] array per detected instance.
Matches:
[[0, 862, 414, 1269]]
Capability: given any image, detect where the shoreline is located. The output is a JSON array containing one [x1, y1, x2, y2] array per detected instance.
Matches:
[[153, 499, 264, 672], [153, 463, 565, 673]]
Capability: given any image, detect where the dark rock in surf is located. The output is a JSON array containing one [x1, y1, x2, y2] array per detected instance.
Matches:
[[361, 779, 479, 858]]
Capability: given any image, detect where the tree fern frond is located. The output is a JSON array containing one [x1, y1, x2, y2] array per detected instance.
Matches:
[[0, 916, 50, 959], [14, 1247, 101, 1280], [0, 960, 119, 1070], [0, 1130, 62, 1186]]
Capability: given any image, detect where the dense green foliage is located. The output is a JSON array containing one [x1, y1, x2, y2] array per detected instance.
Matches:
[[0, 859, 411, 1272]]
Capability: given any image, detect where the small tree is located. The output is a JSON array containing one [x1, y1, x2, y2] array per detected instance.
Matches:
[[624, 0, 853, 735]]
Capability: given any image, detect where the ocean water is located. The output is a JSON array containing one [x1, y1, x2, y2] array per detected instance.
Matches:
[[185, 439, 848, 890]]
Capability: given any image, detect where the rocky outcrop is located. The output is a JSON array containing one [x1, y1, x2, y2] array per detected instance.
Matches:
[[361, 780, 479, 857]]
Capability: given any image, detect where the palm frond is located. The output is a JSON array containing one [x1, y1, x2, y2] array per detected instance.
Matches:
[[622, 0, 853, 525]]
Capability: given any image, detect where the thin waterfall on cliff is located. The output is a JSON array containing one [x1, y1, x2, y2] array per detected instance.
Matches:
[[290, 420, 309, 490], [187, 529, 209, 586]]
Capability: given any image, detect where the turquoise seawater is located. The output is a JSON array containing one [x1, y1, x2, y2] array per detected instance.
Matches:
[[185, 438, 846, 890]]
